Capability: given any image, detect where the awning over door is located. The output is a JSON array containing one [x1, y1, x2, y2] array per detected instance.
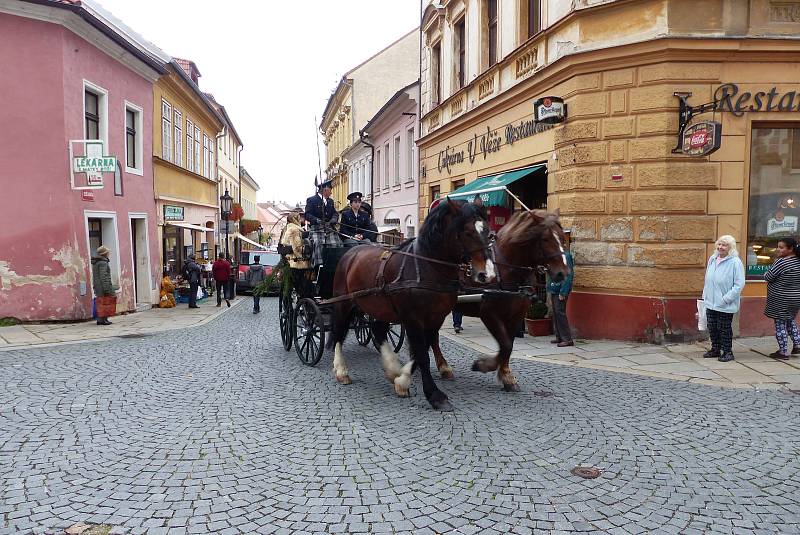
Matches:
[[166, 222, 214, 233], [233, 232, 266, 249], [443, 164, 546, 207]]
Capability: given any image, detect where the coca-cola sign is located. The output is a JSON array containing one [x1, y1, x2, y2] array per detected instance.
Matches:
[[681, 121, 722, 156]]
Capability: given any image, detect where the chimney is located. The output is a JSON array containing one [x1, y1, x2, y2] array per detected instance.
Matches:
[[173, 58, 201, 85]]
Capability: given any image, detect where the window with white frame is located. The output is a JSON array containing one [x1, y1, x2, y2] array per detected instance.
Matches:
[[83, 81, 108, 145], [375, 150, 381, 193], [394, 136, 401, 186], [384, 142, 390, 189], [174, 109, 183, 167], [186, 119, 194, 171], [194, 126, 201, 174], [209, 139, 215, 181], [406, 127, 415, 183], [161, 99, 172, 162], [203, 134, 210, 178], [124, 102, 143, 174]]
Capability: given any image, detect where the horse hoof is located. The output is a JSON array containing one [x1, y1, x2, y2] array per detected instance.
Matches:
[[440, 369, 455, 380], [430, 398, 454, 412], [336, 375, 352, 385], [384, 372, 399, 384], [394, 383, 410, 397], [503, 382, 521, 392]]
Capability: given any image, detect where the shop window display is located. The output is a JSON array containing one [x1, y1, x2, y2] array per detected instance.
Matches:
[[747, 127, 800, 279]]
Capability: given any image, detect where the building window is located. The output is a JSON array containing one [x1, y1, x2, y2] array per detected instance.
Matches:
[[394, 136, 401, 186], [203, 134, 210, 178], [406, 128, 415, 183], [455, 18, 466, 90], [384, 142, 390, 189], [174, 109, 183, 167], [209, 139, 215, 180], [85, 91, 100, 140], [375, 150, 381, 193], [487, 0, 498, 67], [431, 41, 442, 105], [430, 185, 441, 201], [194, 126, 201, 175], [746, 126, 800, 279], [186, 119, 194, 171], [161, 99, 172, 162], [524, 0, 541, 39]]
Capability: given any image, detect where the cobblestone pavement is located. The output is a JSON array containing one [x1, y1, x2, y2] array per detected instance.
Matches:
[[1, 298, 799, 535]]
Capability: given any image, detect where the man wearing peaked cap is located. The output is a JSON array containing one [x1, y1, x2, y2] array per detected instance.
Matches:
[[340, 191, 372, 245], [304, 177, 342, 267]]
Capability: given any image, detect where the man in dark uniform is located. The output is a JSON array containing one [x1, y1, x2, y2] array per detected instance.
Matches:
[[304, 178, 342, 267], [340, 192, 373, 245], [359, 199, 379, 243]]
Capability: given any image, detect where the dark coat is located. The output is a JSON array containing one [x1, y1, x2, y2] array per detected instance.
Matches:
[[339, 208, 372, 238], [304, 194, 338, 227], [91, 257, 114, 296], [183, 259, 202, 285], [764, 255, 800, 320]]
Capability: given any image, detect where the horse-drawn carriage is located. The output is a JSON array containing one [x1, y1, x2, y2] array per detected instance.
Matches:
[[277, 244, 405, 367]]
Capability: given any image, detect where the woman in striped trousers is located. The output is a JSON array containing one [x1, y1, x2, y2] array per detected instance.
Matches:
[[764, 237, 800, 360]]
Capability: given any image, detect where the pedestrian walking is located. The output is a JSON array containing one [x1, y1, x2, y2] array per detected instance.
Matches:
[[764, 237, 800, 359], [700, 235, 745, 362], [91, 245, 116, 325], [183, 255, 202, 309], [247, 255, 266, 313], [548, 231, 574, 347], [212, 252, 231, 308], [452, 309, 463, 333]]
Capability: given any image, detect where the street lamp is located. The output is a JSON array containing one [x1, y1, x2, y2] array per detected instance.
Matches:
[[257, 225, 263, 247], [220, 189, 233, 297]]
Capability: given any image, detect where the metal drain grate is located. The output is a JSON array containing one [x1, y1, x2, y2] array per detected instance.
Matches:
[[571, 466, 602, 479]]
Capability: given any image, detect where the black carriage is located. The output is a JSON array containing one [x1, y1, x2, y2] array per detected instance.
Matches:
[[278, 244, 404, 366]]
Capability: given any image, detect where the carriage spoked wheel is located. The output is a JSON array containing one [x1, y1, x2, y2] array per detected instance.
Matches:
[[353, 311, 372, 347], [278, 290, 295, 351], [294, 298, 325, 366], [372, 320, 405, 354]]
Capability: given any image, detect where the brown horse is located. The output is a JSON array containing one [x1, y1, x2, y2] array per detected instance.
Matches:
[[430, 210, 570, 391], [328, 199, 495, 411]]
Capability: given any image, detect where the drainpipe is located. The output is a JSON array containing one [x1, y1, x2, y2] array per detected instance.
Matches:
[[359, 129, 375, 205]]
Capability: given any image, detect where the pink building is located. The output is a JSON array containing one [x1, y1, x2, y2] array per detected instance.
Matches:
[[0, 1, 165, 320], [360, 82, 420, 242]]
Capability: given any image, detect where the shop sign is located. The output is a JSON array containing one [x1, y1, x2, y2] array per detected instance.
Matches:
[[747, 264, 770, 277], [767, 214, 798, 235], [383, 218, 401, 225], [73, 155, 117, 173], [681, 121, 722, 156], [164, 205, 184, 221], [533, 96, 566, 124], [715, 83, 800, 117]]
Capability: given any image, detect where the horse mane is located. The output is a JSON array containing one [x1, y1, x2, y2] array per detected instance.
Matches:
[[417, 198, 473, 253], [497, 210, 560, 246]]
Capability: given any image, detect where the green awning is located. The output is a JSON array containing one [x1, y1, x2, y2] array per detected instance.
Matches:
[[446, 165, 545, 207]]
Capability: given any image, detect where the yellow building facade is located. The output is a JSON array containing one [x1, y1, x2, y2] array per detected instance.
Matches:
[[419, 0, 800, 341], [153, 59, 224, 276]]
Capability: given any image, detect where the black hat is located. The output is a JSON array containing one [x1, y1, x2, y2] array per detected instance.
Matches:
[[347, 191, 363, 203], [316, 178, 333, 190]]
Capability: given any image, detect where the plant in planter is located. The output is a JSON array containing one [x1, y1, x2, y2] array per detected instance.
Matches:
[[525, 300, 552, 336]]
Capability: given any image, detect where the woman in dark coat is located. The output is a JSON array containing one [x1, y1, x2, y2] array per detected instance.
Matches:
[[764, 237, 800, 359], [91, 245, 115, 325]]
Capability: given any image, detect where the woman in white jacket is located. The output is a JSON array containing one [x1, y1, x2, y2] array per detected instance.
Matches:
[[701, 235, 745, 362]]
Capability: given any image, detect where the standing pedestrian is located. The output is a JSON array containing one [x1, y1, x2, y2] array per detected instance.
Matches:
[[183, 255, 202, 309], [212, 252, 231, 308], [247, 255, 266, 314], [764, 237, 800, 359], [700, 235, 745, 362], [548, 231, 574, 347], [91, 245, 115, 325]]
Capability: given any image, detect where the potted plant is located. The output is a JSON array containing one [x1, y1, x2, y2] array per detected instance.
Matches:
[[525, 300, 552, 336]]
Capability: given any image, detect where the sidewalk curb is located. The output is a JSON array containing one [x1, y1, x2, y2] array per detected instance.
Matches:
[[0, 298, 246, 353]]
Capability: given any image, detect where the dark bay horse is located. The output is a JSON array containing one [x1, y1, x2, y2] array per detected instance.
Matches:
[[431, 210, 570, 391], [328, 199, 495, 411]]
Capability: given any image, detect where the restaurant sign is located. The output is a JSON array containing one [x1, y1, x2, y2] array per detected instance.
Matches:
[[681, 121, 722, 157], [164, 205, 184, 221]]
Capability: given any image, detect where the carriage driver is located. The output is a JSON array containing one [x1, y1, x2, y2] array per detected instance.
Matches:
[[340, 192, 372, 245], [304, 178, 342, 267]]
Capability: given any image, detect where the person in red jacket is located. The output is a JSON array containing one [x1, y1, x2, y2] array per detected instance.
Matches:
[[212, 252, 231, 307]]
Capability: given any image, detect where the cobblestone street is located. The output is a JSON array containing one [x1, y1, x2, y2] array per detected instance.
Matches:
[[1, 298, 799, 535]]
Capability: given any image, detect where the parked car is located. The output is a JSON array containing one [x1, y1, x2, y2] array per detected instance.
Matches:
[[236, 250, 281, 295]]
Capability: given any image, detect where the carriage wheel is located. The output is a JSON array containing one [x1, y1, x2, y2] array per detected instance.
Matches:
[[372, 321, 405, 353], [278, 291, 294, 351], [294, 298, 325, 366], [353, 312, 372, 346]]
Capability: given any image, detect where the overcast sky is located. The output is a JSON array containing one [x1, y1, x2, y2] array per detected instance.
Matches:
[[95, 0, 420, 206]]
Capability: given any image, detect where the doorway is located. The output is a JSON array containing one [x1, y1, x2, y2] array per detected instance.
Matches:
[[130, 215, 151, 305], [84, 211, 120, 295]]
